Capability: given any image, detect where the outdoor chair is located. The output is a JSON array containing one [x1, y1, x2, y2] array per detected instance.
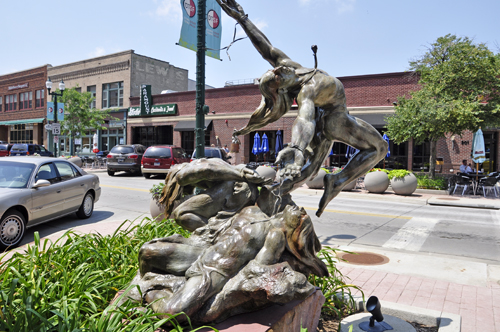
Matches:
[[452, 176, 473, 196], [478, 176, 499, 198]]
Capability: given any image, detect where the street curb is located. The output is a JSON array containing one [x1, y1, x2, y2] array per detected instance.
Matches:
[[350, 295, 461, 331]]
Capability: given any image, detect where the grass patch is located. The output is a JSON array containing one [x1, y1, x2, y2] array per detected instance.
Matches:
[[1, 218, 360, 331]]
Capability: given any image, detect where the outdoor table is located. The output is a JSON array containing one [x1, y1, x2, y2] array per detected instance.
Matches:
[[460, 173, 486, 195]]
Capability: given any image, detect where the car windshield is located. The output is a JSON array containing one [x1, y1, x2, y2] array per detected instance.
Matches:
[[192, 148, 221, 159], [11, 144, 28, 152], [110, 146, 135, 154], [0, 161, 35, 188], [144, 147, 171, 158], [0, 145, 8, 151]]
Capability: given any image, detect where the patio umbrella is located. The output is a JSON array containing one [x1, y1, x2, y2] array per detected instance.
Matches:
[[345, 145, 359, 160], [252, 132, 261, 155], [382, 133, 390, 168], [472, 128, 486, 178], [261, 133, 269, 161], [275, 130, 283, 157], [382, 133, 391, 158]]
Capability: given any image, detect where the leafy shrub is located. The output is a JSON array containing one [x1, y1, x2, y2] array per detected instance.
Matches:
[[388, 169, 412, 180], [367, 168, 389, 174], [415, 174, 448, 190], [150, 182, 166, 201]]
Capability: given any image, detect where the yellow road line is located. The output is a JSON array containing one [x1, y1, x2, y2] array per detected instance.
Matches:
[[302, 206, 412, 219], [101, 184, 150, 192]]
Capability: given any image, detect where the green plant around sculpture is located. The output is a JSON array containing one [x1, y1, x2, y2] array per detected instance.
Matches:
[[308, 246, 364, 318], [388, 169, 413, 180], [150, 182, 166, 201]]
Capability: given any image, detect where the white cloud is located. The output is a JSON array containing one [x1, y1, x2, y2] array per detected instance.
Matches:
[[153, 0, 182, 21], [89, 47, 106, 58]]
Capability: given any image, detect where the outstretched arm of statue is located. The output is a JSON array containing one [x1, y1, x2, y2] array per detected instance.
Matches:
[[216, 0, 296, 68]]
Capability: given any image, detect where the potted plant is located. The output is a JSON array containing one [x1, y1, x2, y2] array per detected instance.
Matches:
[[364, 168, 389, 193], [389, 169, 418, 195], [149, 182, 166, 221], [305, 167, 329, 189]]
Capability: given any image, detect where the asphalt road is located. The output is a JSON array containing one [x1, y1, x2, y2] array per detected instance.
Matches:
[[10, 172, 500, 264]]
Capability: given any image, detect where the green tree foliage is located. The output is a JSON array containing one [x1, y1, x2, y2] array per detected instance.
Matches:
[[60, 87, 114, 141], [386, 34, 500, 178]]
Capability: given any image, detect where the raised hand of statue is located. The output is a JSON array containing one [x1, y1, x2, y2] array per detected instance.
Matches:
[[276, 146, 304, 178], [216, 0, 246, 20]]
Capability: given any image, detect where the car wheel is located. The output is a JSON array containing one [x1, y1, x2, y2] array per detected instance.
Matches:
[[108, 170, 115, 176], [76, 192, 94, 219], [144, 173, 151, 179], [0, 209, 26, 250]]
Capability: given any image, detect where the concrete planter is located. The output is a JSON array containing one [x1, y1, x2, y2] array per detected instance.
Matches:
[[68, 157, 83, 167], [390, 173, 418, 195], [149, 199, 166, 221], [342, 179, 357, 191], [305, 169, 327, 189], [256, 166, 276, 182], [364, 171, 389, 193]]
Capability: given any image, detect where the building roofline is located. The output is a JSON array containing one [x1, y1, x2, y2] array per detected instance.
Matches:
[[338, 71, 416, 81], [48, 50, 135, 71], [0, 64, 50, 79]]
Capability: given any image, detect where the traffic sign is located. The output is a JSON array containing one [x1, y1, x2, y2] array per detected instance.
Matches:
[[52, 123, 61, 135], [45, 124, 52, 131], [54, 136, 59, 141]]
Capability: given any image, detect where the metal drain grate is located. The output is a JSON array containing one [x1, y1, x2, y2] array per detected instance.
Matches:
[[337, 252, 390, 266]]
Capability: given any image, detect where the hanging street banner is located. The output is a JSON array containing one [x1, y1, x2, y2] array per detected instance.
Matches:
[[47, 102, 55, 121], [57, 104, 65, 121], [178, 0, 222, 60], [128, 104, 178, 117], [140, 84, 152, 115]]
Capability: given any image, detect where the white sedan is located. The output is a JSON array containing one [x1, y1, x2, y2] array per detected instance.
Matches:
[[0, 156, 101, 250]]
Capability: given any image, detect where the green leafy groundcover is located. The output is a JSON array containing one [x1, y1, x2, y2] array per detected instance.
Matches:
[[0, 218, 361, 332]]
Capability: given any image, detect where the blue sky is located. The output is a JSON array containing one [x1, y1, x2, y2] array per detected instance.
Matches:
[[2, 0, 499, 88]]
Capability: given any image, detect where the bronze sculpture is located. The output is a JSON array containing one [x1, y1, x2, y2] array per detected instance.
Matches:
[[217, 0, 388, 217], [119, 159, 326, 324]]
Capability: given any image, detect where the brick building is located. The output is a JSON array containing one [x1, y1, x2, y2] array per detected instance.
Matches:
[[47, 50, 189, 155], [0, 65, 49, 145], [129, 71, 499, 174]]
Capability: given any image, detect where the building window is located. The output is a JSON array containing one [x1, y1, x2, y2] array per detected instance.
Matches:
[[75, 87, 82, 93], [0, 96, 2, 112], [35, 89, 45, 108], [87, 85, 96, 109], [5, 94, 17, 111], [19, 92, 33, 110], [102, 82, 123, 108], [412, 141, 431, 171], [10, 124, 34, 143]]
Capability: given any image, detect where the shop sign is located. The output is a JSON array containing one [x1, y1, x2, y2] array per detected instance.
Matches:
[[140, 84, 152, 115], [8, 83, 28, 90], [109, 120, 125, 128], [128, 104, 177, 117]]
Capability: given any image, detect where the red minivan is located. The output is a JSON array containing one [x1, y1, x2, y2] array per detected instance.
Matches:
[[141, 145, 190, 179], [0, 144, 14, 157]]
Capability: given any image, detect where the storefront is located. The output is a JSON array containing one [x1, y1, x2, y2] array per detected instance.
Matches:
[[0, 118, 46, 145], [128, 103, 179, 148]]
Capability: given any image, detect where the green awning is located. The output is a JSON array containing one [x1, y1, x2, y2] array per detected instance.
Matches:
[[0, 118, 45, 126]]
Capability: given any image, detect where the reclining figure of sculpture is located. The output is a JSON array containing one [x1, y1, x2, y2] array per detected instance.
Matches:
[[117, 158, 327, 324]]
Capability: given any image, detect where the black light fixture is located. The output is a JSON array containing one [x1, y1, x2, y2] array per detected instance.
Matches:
[[46, 77, 65, 157], [359, 296, 393, 331]]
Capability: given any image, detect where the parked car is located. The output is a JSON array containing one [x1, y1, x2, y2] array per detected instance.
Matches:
[[0, 144, 14, 157], [106, 144, 146, 176], [9, 144, 54, 157], [191, 147, 232, 163], [0, 156, 101, 250], [141, 145, 190, 179]]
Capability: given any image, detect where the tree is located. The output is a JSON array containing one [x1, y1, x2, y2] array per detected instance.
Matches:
[[60, 87, 115, 154], [386, 34, 500, 178]]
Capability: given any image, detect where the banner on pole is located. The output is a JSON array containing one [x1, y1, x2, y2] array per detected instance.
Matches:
[[57, 104, 65, 121], [178, 0, 222, 60], [47, 102, 54, 121], [140, 84, 152, 115]]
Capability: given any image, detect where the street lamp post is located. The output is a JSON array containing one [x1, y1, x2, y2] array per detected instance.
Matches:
[[45, 77, 65, 157]]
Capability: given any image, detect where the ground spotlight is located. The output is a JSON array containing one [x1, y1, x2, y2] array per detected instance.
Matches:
[[359, 296, 393, 331]]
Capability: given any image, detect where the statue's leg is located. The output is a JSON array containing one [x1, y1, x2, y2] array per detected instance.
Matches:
[[316, 111, 388, 217], [139, 241, 204, 277]]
